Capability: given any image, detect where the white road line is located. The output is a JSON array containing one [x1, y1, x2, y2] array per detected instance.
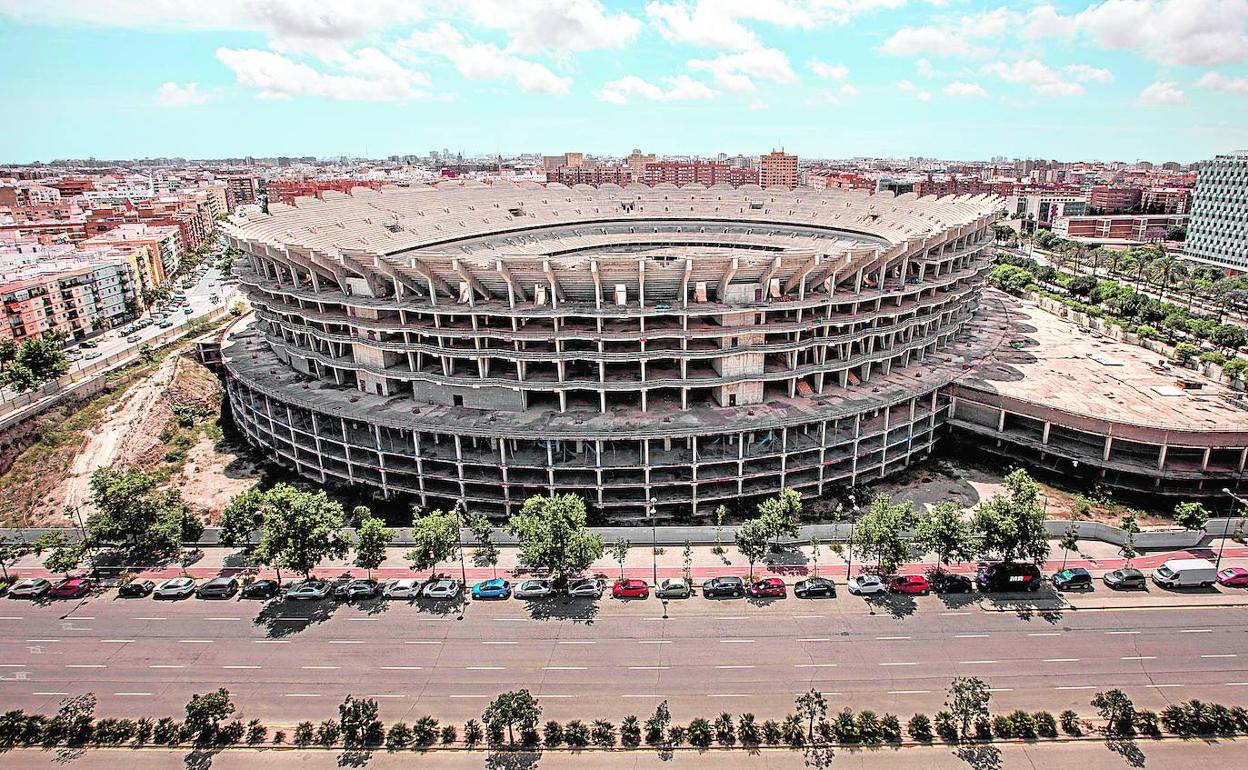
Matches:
[[708, 694, 749, 698], [793, 615, 825, 619], [327, 640, 364, 645], [449, 695, 490, 699], [955, 634, 990, 639], [1105, 631, 1140, 635], [880, 662, 918, 667], [149, 665, 184, 669], [1203, 654, 1238, 659], [74, 617, 95, 621], [178, 640, 214, 644], [302, 666, 340, 670], [960, 660, 998, 665], [877, 636, 911, 640], [715, 665, 755, 669], [544, 666, 588, 671], [284, 693, 321, 698], [1148, 684, 1183, 688], [798, 638, 832, 643], [482, 641, 518, 645], [0, 617, 22, 620], [717, 616, 748, 621], [114, 692, 151, 697], [720, 639, 754, 644], [254, 640, 289, 645], [629, 666, 670, 670], [0, 664, 27, 668], [1225, 682, 1248, 686], [794, 664, 837, 668], [27, 639, 60, 643], [1055, 686, 1097, 691], [222, 665, 261, 669], [1043, 658, 1080, 663], [379, 666, 424, 671], [66, 664, 106, 668], [33, 692, 69, 696], [987, 688, 1014, 693], [1181, 629, 1213, 633], [370, 695, 405, 699], [101, 639, 134, 644], [492, 618, 528, 622], [557, 640, 596, 645], [639, 640, 672, 645], [206, 617, 240, 621], [277, 617, 309, 622], [887, 690, 930, 695], [940, 612, 971, 616], [347, 618, 379, 622], [466, 666, 505, 670], [622, 695, 658, 699], [404, 641, 442, 645], [1121, 656, 1156, 661], [1028, 633, 1062, 637], [132, 617, 167, 621]]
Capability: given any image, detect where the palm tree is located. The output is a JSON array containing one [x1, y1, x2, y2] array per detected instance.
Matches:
[[1149, 255, 1180, 302]]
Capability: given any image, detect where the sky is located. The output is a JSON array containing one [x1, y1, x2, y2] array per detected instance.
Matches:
[[2, 0, 1248, 164]]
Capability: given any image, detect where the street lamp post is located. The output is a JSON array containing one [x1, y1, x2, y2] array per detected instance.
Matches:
[[1219, 488, 1243, 571], [648, 498, 658, 588]]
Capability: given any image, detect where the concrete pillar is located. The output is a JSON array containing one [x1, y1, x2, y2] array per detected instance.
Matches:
[[1157, 444, 1167, 471], [1103, 436, 1113, 463], [1042, 422, 1051, 445]]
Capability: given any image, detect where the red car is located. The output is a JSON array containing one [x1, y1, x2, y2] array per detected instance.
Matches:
[[888, 575, 931, 595], [746, 577, 786, 598], [612, 579, 650, 599], [49, 578, 94, 599], [1217, 567, 1248, 587]]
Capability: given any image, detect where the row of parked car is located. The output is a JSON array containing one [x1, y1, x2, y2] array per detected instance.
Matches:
[[8, 559, 1247, 603]]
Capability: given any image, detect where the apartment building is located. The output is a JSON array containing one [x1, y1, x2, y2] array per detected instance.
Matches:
[[1052, 213, 1188, 244], [0, 248, 140, 342], [81, 223, 181, 289], [1089, 185, 1143, 213], [759, 150, 799, 188], [641, 161, 759, 187]]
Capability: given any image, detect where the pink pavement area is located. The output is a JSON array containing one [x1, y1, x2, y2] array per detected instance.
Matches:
[[12, 540, 1248, 584]]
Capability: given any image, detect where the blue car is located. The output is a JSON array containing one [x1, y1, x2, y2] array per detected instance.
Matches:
[[471, 578, 512, 600]]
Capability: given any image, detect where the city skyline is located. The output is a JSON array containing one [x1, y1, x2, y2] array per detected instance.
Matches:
[[2, 1, 1248, 163]]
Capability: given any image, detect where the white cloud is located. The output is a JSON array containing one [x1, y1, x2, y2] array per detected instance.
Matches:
[[1064, 63, 1114, 83], [688, 47, 796, 91], [595, 74, 717, 103], [982, 59, 1085, 96], [401, 23, 572, 95], [807, 59, 848, 80], [1137, 79, 1186, 106], [880, 7, 1012, 58], [1022, 4, 1076, 39], [645, 0, 761, 50], [916, 58, 935, 76], [1197, 71, 1248, 95], [896, 79, 932, 101], [216, 47, 429, 100], [457, 0, 641, 53], [839, 83, 861, 97], [943, 81, 987, 97], [155, 81, 208, 107]]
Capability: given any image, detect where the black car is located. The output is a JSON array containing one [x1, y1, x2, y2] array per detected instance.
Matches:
[[1052, 568, 1093, 591], [240, 579, 280, 599], [335, 579, 380, 601], [701, 576, 746, 598], [794, 577, 837, 598], [196, 577, 239, 599], [1103, 568, 1147, 590], [930, 572, 974, 594], [976, 562, 1042, 592], [117, 580, 155, 598]]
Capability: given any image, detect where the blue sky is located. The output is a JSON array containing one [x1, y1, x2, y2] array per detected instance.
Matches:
[[1, 1, 1247, 163]]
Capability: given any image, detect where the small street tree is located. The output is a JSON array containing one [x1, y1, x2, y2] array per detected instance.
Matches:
[[913, 501, 973, 574], [353, 516, 394, 579], [946, 677, 991, 740], [809, 535, 821, 577], [406, 508, 460, 575], [644, 700, 671, 745], [852, 494, 912, 574], [971, 469, 1050, 564], [735, 517, 770, 579], [1091, 689, 1136, 736], [218, 488, 267, 552], [338, 695, 383, 747], [252, 484, 350, 583], [609, 537, 631, 579], [482, 689, 541, 746], [467, 511, 500, 576], [713, 505, 727, 555], [0, 535, 31, 580], [1119, 511, 1141, 567], [42, 537, 86, 577], [185, 688, 236, 744], [506, 494, 603, 585], [1059, 521, 1080, 571], [1174, 501, 1210, 532], [682, 540, 693, 583], [758, 488, 802, 548], [795, 688, 828, 740], [88, 467, 200, 562]]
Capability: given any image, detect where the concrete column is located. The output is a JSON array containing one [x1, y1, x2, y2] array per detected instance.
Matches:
[[997, 408, 1006, 432], [1202, 447, 1211, 472], [1042, 422, 1051, 445], [1157, 444, 1167, 471], [1103, 436, 1113, 463]]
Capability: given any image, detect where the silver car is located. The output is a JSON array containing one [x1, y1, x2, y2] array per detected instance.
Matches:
[[566, 578, 604, 598], [421, 578, 462, 600], [383, 579, 422, 599], [655, 578, 692, 599], [8, 578, 51, 599], [513, 579, 554, 599], [847, 575, 888, 595], [153, 577, 197, 599], [284, 580, 331, 600]]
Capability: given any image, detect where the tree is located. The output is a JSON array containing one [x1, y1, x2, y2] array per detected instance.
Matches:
[[1119, 511, 1141, 567], [185, 688, 235, 743], [252, 483, 350, 583], [971, 469, 1050, 564], [852, 494, 912, 574], [757, 488, 802, 547], [795, 688, 827, 740], [946, 677, 991, 740], [9, 332, 69, 389], [1174, 501, 1210, 532], [1059, 521, 1080, 572], [808, 536, 821, 577], [467, 511, 499, 576], [609, 537, 631, 579], [1091, 689, 1136, 736], [42, 537, 86, 577], [913, 502, 973, 574], [0, 338, 16, 368], [482, 689, 541, 746], [682, 540, 693, 583], [338, 695, 383, 747], [734, 517, 770, 579], [406, 508, 460, 574], [218, 488, 266, 551], [88, 467, 199, 562], [353, 516, 394, 579], [644, 700, 671, 745], [0, 536, 32, 580], [506, 494, 603, 585], [1213, 323, 1248, 352], [713, 505, 727, 555]]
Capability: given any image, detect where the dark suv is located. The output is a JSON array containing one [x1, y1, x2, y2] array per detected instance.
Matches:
[[1052, 568, 1092, 591], [976, 563, 1042, 592], [701, 576, 746, 598], [196, 577, 239, 599]]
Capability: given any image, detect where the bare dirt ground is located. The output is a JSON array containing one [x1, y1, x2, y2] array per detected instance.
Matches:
[[172, 432, 261, 515]]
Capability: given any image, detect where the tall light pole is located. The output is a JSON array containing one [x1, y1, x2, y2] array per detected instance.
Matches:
[[1219, 488, 1243, 571], [454, 499, 468, 590], [648, 497, 658, 587]]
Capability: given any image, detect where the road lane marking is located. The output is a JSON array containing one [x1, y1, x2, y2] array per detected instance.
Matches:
[[1147, 684, 1183, 688], [1028, 633, 1061, 637], [1055, 686, 1097, 691], [66, 664, 106, 668], [380, 666, 423, 671], [370, 694, 404, 699], [254, 640, 289, 644], [0, 664, 27, 668], [114, 692, 151, 697], [887, 690, 930, 695], [557, 640, 596, 645], [793, 615, 825, 619], [708, 694, 749, 698], [223, 665, 261, 669], [941, 612, 971, 616], [0, 617, 23, 620], [33, 692, 68, 696], [206, 617, 240, 621], [449, 695, 490, 699], [1225, 682, 1248, 686], [1181, 629, 1212, 633], [404, 641, 442, 645], [877, 636, 911, 640], [987, 688, 1013, 693], [960, 660, 998, 665], [798, 638, 832, 643], [1105, 631, 1140, 635], [622, 695, 658, 699], [544, 666, 588, 670], [150, 665, 184, 669], [302, 666, 340, 670], [27, 639, 60, 643], [717, 616, 748, 620], [492, 618, 528, 622], [347, 618, 379, 622], [639, 640, 672, 645], [277, 617, 309, 622], [715, 665, 755, 669], [284, 693, 321, 698], [1043, 658, 1080, 663], [955, 634, 990, 639], [1121, 656, 1156, 661], [132, 617, 167, 621], [466, 666, 505, 670], [328, 640, 364, 645], [178, 640, 214, 644], [74, 617, 95, 621], [1203, 654, 1238, 658], [101, 640, 134, 644], [794, 664, 837, 668], [720, 639, 754, 644], [629, 666, 670, 670], [880, 662, 918, 667]]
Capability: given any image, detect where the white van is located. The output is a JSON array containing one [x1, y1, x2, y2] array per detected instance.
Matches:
[[1151, 558, 1217, 589]]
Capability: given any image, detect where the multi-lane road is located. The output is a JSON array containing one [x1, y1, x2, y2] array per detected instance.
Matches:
[[3, 585, 1248, 729]]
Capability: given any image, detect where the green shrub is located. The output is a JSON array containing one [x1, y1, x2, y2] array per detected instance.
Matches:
[[714, 712, 735, 746], [542, 720, 563, 748], [218, 720, 245, 745], [1133, 709, 1160, 737], [667, 725, 686, 746], [761, 719, 782, 745], [564, 719, 589, 747], [620, 715, 641, 747], [1008, 710, 1036, 739], [411, 716, 438, 746], [781, 715, 805, 747], [385, 722, 411, 750], [134, 718, 154, 746], [880, 713, 902, 742], [856, 710, 882, 744], [1172, 342, 1201, 363], [934, 710, 957, 742], [463, 720, 483, 748], [1033, 711, 1057, 738], [293, 721, 314, 746], [439, 724, 455, 745], [687, 718, 713, 748], [908, 713, 933, 742], [737, 713, 760, 745], [992, 715, 1014, 739], [154, 718, 180, 746], [590, 719, 615, 748], [833, 708, 858, 744], [1223, 358, 1248, 381], [974, 717, 993, 741], [246, 719, 266, 745], [272, 730, 286, 745], [1059, 710, 1082, 736], [1200, 350, 1227, 365]]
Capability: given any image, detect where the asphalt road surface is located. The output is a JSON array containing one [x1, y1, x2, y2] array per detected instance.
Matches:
[[3, 587, 1248, 730]]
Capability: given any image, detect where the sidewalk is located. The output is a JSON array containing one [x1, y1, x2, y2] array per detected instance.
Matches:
[[12, 538, 1248, 585]]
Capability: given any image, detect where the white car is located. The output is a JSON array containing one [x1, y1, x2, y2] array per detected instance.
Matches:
[[847, 575, 888, 595], [421, 578, 462, 600], [566, 578, 604, 598], [513, 579, 555, 599], [655, 578, 692, 599], [153, 577, 197, 599], [383, 579, 422, 599], [8, 578, 51, 599]]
